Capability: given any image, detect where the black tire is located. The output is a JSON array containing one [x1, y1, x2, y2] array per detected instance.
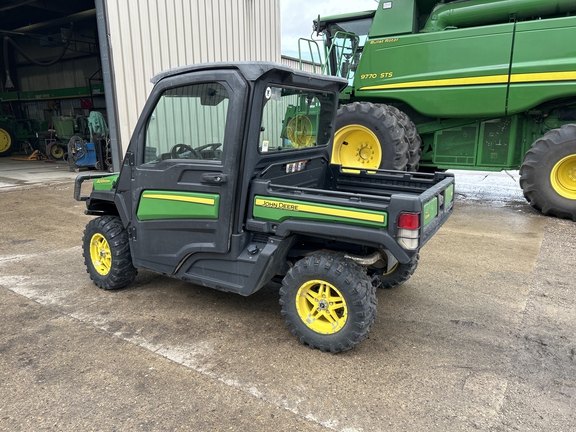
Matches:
[[520, 124, 576, 221], [332, 102, 409, 171], [0, 124, 16, 157], [49, 143, 66, 160], [374, 253, 419, 289], [82, 216, 137, 290], [387, 105, 422, 171], [279, 252, 377, 353]]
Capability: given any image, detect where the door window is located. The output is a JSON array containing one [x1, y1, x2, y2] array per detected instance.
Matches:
[[144, 82, 229, 163], [259, 86, 335, 153]]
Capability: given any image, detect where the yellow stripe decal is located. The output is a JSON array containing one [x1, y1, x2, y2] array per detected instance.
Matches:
[[510, 71, 576, 83], [359, 71, 576, 91], [142, 193, 215, 206], [254, 198, 384, 223], [359, 74, 508, 90]]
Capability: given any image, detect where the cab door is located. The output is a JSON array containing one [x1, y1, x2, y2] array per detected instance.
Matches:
[[118, 69, 247, 275]]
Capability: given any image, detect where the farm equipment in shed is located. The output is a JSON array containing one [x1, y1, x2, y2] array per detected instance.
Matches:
[[0, 115, 43, 157]]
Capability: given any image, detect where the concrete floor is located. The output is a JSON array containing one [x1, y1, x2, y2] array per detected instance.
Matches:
[[0, 156, 78, 191], [1, 159, 575, 431]]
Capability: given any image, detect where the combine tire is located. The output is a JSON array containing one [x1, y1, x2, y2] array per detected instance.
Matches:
[[0, 124, 16, 157], [279, 252, 377, 353], [520, 124, 576, 221], [332, 102, 409, 171], [82, 216, 137, 289], [387, 105, 422, 171], [375, 253, 419, 289]]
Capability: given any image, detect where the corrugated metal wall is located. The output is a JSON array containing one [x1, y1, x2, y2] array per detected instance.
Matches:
[[281, 56, 323, 74], [104, 0, 281, 154]]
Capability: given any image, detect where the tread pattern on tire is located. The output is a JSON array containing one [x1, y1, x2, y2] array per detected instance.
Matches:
[[377, 253, 419, 289], [82, 215, 138, 290], [386, 105, 422, 172], [336, 102, 409, 171], [279, 251, 377, 353]]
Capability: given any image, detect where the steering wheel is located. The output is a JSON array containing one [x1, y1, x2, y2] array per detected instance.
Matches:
[[170, 143, 202, 159], [195, 143, 222, 153]]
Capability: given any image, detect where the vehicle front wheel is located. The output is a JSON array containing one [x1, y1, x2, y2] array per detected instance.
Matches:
[[82, 216, 137, 289], [520, 124, 576, 221], [279, 252, 377, 353]]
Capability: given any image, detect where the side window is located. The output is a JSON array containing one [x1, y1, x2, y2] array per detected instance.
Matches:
[[259, 86, 335, 153], [144, 82, 229, 163]]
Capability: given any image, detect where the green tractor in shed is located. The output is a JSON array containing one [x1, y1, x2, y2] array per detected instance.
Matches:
[[0, 115, 42, 157], [298, 0, 576, 220]]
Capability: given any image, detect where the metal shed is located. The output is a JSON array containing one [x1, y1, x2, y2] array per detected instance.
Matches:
[[1, 0, 280, 170]]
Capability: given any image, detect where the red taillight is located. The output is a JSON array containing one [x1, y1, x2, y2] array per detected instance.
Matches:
[[397, 212, 420, 250], [398, 212, 420, 230]]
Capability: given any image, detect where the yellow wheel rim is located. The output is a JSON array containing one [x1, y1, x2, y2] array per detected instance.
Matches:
[[295, 279, 348, 334], [50, 145, 64, 159], [332, 124, 382, 169], [550, 154, 576, 200], [383, 262, 399, 276], [0, 128, 12, 153], [286, 115, 314, 148], [90, 233, 112, 276]]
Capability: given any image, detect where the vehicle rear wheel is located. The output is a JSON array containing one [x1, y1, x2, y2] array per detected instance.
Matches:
[[520, 124, 576, 221], [374, 253, 419, 289], [0, 124, 16, 157], [387, 105, 422, 171], [82, 216, 137, 289], [332, 102, 409, 171], [279, 251, 377, 353]]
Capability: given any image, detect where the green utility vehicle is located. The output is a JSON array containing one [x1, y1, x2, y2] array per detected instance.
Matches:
[[298, 0, 576, 220], [74, 62, 454, 352]]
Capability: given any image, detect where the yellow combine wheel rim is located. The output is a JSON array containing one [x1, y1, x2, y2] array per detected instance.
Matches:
[[286, 115, 314, 148], [0, 128, 12, 153], [332, 124, 382, 169], [295, 279, 348, 334], [550, 154, 576, 200], [90, 233, 112, 276]]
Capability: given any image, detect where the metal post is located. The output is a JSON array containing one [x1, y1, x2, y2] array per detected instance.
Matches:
[[94, 0, 122, 172]]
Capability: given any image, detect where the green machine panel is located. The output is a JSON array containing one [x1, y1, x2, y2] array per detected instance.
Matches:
[[433, 125, 479, 167]]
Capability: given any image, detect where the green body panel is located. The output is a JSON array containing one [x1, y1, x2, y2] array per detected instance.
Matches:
[[507, 16, 576, 114], [423, 197, 438, 226], [356, 23, 514, 118], [137, 190, 220, 221], [368, 1, 416, 37], [306, 0, 576, 172], [253, 195, 388, 228], [92, 174, 119, 191]]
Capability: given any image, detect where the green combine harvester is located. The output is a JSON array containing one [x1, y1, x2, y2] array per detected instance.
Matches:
[[298, 0, 576, 220]]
